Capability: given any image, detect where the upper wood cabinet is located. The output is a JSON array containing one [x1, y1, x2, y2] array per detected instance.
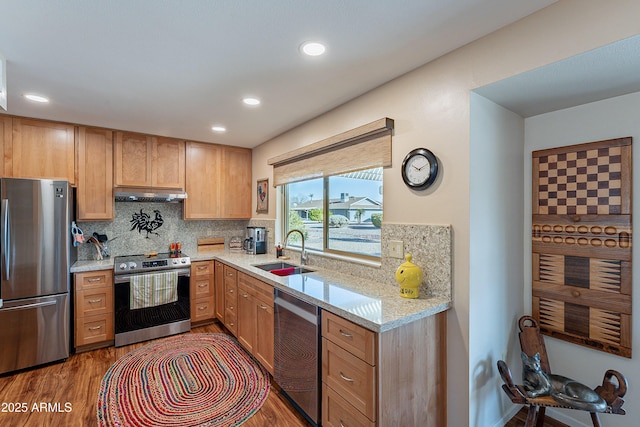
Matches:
[[221, 146, 252, 218], [77, 127, 114, 220], [184, 142, 251, 219], [184, 141, 221, 219], [0, 116, 10, 177], [114, 132, 185, 189], [153, 136, 185, 189], [11, 118, 76, 184]]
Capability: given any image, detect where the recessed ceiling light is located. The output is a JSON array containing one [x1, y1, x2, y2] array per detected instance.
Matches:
[[24, 93, 49, 103], [300, 41, 326, 56], [211, 125, 226, 133], [242, 97, 260, 106]]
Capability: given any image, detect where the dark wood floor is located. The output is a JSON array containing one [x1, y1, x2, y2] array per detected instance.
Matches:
[[0, 322, 311, 427], [505, 407, 570, 427]]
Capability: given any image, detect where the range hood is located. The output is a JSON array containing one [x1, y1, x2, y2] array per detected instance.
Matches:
[[114, 188, 188, 203]]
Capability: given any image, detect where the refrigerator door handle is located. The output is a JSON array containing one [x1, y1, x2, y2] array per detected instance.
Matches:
[[2, 199, 9, 281], [0, 300, 56, 312]]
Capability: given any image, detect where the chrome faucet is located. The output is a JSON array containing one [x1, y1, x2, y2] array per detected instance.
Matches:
[[284, 229, 308, 265]]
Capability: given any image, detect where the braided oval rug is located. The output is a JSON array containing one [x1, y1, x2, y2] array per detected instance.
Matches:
[[97, 333, 269, 427]]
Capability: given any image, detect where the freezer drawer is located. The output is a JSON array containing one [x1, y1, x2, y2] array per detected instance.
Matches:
[[0, 293, 70, 374]]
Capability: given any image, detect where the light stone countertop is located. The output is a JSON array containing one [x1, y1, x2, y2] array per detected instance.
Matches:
[[71, 250, 451, 333]]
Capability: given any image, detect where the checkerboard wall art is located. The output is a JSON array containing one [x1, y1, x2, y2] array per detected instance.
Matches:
[[532, 137, 632, 358]]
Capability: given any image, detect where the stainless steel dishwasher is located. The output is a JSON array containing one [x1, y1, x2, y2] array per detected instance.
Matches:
[[274, 289, 321, 426]]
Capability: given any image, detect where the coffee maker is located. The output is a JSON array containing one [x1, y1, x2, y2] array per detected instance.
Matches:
[[244, 226, 266, 255]]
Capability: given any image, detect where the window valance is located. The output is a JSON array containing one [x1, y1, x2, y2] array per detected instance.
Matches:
[[268, 117, 393, 186]]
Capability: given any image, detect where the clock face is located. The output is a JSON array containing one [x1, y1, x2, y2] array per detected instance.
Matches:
[[405, 155, 431, 185], [401, 148, 438, 190]]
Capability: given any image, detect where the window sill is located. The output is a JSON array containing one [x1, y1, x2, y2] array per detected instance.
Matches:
[[284, 247, 381, 269]]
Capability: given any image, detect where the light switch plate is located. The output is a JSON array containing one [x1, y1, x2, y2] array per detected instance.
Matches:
[[389, 240, 404, 259]]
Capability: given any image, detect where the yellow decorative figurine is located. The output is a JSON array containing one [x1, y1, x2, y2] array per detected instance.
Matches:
[[395, 253, 423, 298]]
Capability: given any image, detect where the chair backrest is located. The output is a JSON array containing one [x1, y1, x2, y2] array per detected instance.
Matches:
[[518, 315, 551, 374]]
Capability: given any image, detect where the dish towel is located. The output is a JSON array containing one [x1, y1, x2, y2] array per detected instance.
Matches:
[[130, 271, 178, 309]]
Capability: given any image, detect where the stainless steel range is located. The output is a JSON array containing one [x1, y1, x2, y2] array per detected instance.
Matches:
[[113, 252, 191, 346]]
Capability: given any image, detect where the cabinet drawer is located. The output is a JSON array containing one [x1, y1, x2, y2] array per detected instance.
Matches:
[[192, 261, 213, 276], [223, 265, 237, 281], [225, 309, 237, 334], [323, 383, 376, 427], [192, 276, 213, 298], [323, 338, 376, 421], [192, 296, 215, 322], [76, 313, 114, 346], [76, 288, 113, 317], [238, 272, 274, 302], [225, 286, 237, 308], [75, 270, 113, 291], [322, 310, 376, 365]]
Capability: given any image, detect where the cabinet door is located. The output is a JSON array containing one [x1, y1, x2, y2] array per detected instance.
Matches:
[[221, 146, 252, 218], [0, 116, 10, 177], [11, 118, 75, 184], [214, 261, 225, 321], [255, 298, 274, 374], [77, 127, 114, 220], [114, 131, 153, 187], [184, 141, 221, 219], [152, 137, 185, 189]]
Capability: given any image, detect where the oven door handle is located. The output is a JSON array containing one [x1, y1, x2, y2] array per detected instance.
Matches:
[[114, 268, 191, 284]]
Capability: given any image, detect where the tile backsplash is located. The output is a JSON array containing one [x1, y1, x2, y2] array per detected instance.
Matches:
[[77, 207, 451, 300], [76, 202, 248, 260]]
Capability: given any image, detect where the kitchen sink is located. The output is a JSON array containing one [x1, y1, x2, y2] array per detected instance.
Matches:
[[252, 262, 314, 276]]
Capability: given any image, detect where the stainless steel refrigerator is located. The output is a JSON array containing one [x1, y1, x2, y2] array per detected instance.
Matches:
[[0, 178, 74, 375]]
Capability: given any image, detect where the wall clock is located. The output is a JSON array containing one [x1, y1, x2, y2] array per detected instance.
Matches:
[[401, 148, 438, 190]]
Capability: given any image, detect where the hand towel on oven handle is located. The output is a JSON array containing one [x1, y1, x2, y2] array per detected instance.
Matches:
[[130, 271, 178, 309]]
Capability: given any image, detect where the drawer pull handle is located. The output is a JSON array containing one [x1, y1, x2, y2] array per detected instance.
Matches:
[[242, 293, 249, 298], [88, 325, 102, 331], [228, 289, 235, 293], [88, 298, 103, 303], [87, 277, 103, 282], [229, 306, 234, 310], [259, 304, 268, 310], [198, 283, 207, 288], [198, 306, 207, 311], [339, 372, 354, 382], [197, 266, 207, 270], [339, 329, 353, 338], [340, 421, 347, 427]]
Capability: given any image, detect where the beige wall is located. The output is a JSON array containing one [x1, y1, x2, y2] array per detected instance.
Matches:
[[252, 1, 640, 425]]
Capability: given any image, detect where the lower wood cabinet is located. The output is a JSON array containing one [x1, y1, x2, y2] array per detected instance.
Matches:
[[190, 260, 215, 324], [74, 269, 114, 351], [321, 310, 447, 426], [214, 260, 225, 321], [223, 264, 238, 335], [237, 272, 274, 374]]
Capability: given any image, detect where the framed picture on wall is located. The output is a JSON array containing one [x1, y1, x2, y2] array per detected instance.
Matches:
[[256, 178, 269, 213]]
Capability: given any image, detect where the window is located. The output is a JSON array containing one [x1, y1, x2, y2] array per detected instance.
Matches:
[[284, 167, 383, 259]]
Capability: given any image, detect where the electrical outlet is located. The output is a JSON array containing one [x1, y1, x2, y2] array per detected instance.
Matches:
[[389, 240, 404, 259]]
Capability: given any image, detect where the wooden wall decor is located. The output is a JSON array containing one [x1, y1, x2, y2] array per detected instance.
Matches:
[[532, 137, 632, 358]]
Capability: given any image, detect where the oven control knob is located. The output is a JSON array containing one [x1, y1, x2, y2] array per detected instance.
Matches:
[[172, 259, 178, 265], [181, 258, 186, 264], [128, 262, 137, 269], [119, 263, 127, 270]]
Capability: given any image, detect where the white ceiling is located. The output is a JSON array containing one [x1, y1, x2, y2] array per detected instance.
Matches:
[[0, 0, 556, 148]]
